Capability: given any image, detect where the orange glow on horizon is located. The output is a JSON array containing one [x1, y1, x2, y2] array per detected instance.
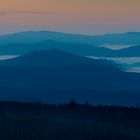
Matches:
[[0, 0, 140, 34]]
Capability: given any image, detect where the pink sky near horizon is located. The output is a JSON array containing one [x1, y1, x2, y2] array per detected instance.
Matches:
[[0, 0, 140, 35]]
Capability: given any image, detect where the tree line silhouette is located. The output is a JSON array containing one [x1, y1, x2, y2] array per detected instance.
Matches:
[[0, 101, 140, 140]]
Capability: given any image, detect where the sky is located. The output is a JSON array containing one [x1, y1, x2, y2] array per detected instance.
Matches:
[[0, 0, 140, 35]]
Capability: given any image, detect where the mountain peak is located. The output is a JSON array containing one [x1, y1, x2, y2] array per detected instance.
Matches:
[[0, 49, 116, 69], [0, 49, 93, 67]]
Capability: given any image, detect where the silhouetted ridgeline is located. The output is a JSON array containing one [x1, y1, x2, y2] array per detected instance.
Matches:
[[0, 101, 140, 140], [0, 31, 140, 57], [0, 31, 140, 46], [1, 40, 140, 57]]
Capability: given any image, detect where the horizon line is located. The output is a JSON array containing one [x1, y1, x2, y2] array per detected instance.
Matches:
[[0, 29, 140, 36]]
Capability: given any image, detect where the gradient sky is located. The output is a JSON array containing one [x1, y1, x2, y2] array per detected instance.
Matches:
[[0, 0, 140, 35]]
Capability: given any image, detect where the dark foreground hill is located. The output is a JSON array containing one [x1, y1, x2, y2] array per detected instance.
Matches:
[[0, 101, 140, 140], [0, 49, 140, 106]]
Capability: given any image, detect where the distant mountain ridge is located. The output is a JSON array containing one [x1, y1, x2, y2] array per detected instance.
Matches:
[[0, 30, 140, 46], [0, 39, 140, 57], [0, 40, 113, 56]]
